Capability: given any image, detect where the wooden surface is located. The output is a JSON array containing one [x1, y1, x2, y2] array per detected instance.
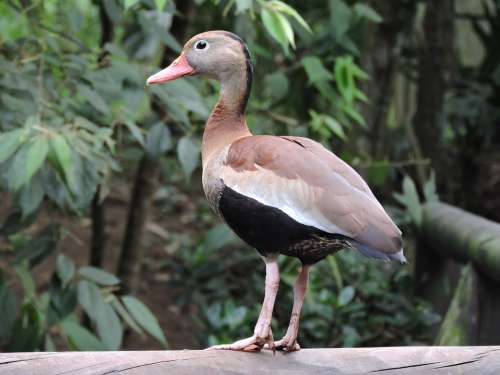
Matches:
[[1, 347, 499, 375]]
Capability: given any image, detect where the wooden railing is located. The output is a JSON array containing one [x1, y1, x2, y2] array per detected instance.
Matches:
[[1, 347, 499, 374], [417, 202, 500, 345]]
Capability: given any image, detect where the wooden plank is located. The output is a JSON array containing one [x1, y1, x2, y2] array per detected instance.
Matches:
[[0, 347, 499, 375]]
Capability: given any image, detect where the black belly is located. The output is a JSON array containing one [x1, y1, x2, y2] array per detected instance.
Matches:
[[218, 186, 348, 264]]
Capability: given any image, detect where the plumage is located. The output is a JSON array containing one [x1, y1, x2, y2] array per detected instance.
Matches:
[[147, 30, 405, 353], [221, 135, 403, 258], [219, 185, 348, 264]]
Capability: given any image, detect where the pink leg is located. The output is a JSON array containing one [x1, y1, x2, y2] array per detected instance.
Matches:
[[207, 258, 280, 351], [271, 264, 310, 352]]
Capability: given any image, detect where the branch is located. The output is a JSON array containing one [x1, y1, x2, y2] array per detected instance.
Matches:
[[1, 347, 499, 374]]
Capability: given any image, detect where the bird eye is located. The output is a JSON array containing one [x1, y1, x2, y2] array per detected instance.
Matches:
[[194, 40, 209, 51]]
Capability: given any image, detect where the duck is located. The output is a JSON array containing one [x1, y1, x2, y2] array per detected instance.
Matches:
[[147, 30, 405, 352]]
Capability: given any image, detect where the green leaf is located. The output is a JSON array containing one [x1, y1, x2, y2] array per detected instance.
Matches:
[[49, 134, 77, 193], [423, 171, 439, 203], [44, 334, 56, 351], [145, 122, 172, 160], [235, 0, 253, 13], [0, 129, 24, 163], [269, 0, 312, 32], [154, 0, 167, 11], [329, 0, 352, 38], [403, 175, 422, 226], [203, 224, 236, 252], [327, 256, 343, 290], [324, 116, 346, 140], [0, 282, 17, 341], [261, 7, 290, 50], [79, 267, 120, 286], [110, 297, 144, 336], [335, 56, 355, 103], [124, 120, 145, 147], [368, 164, 390, 186], [60, 319, 106, 351], [122, 296, 167, 347], [342, 325, 360, 347], [13, 264, 36, 300], [177, 136, 199, 178], [103, 0, 123, 23], [124, 0, 140, 10], [56, 254, 75, 288], [18, 173, 44, 217], [338, 286, 355, 306], [264, 71, 290, 101], [394, 175, 422, 226], [47, 283, 77, 323], [341, 101, 366, 127], [354, 89, 369, 103], [15, 223, 60, 268], [6, 302, 43, 351], [157, 80, 208, 118], [78, 85, 110, 116], [25, 136, 50, 187], [95, 302, 123, 350], [350, 63, 370, 81], [277, 11, 295, 48], [7, 143, 29, 191], [0, 211, 36, 236], [302, 56, 332, 84], [353, 3, 383, 23], [77, 280, 102, 321]]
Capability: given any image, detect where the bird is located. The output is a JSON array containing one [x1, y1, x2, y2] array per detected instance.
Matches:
[[147, 30, 405, 352]]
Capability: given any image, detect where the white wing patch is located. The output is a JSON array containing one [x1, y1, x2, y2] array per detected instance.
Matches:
[[221, 166, 352, 237]]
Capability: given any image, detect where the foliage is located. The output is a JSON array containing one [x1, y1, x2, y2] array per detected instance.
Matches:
[[393, 173, 438, 228], [0, 214, 164, 351]]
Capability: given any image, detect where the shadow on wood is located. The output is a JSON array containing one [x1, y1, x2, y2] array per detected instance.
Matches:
[[0, 347, 499, 375]]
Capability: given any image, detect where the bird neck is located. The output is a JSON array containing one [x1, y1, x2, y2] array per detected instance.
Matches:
[[202, 62, 253, 167], [201, 103, 251, 167]]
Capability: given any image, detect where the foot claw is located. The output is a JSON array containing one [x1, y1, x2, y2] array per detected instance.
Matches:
[[205, 333, 273, 352], [264, 338, 301, 352]]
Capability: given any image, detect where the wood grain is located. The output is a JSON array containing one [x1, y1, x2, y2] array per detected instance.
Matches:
[[1, 347, 499, 375]]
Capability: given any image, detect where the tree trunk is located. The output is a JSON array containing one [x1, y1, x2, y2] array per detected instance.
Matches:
[[117, 0, 194, 295], [361, 1, 416, 159], [413, 2, 456, 331], [90, 188, 106, 267], [413, 0, 455, 179], [117, 157, 160, 295], [88, 0, 115, 269]]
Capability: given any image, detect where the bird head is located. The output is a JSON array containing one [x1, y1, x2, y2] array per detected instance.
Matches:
[[147, 30, 251, 85]]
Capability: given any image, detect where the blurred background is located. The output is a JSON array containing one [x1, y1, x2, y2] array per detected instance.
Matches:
[[0, 0, 499, 352]]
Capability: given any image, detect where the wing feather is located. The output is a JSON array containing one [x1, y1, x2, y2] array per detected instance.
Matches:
[[222, 135, 402, 254]]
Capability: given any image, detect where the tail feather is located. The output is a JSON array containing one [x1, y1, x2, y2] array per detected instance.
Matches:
[[354, 242, 407, 264]]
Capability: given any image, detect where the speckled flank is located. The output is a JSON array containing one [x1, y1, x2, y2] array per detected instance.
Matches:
[[219, 186, 348, 264]]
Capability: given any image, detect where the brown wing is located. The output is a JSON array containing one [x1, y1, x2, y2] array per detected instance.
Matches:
[[221, 135, 402, 254]]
